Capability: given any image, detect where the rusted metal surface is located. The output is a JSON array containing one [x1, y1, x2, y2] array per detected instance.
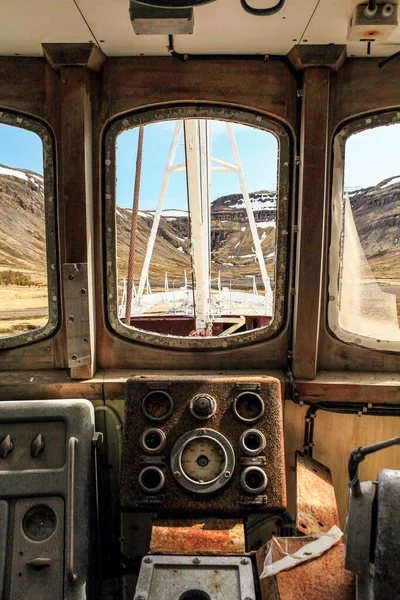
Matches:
[[256, 537, 354, 600], [150, 519, 245, 555], [296, 451, 340, 536]]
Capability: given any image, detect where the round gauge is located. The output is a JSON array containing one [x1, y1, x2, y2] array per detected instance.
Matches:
[[190, 394, 217, 420], [171, 429, 235, 494], [181, 437, 224, 482], [142, 390, 173, 422], [140, 428, 166, 454], [240, 429, 266, 456], [233, 392, 265, 423], [23, 505, 57, 541], [240, 466, 268, 495], [139, 466, 165, 494]]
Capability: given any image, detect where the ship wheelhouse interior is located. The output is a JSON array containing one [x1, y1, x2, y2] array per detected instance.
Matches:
[[0, 1, 400, 599]]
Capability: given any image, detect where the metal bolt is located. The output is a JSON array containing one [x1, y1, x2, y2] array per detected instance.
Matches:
[[80, 288, 86, 295], [243, 597, 253, 600], [192, 557, 201, 565], [199, 429, 205, 435], [174, 471, 181, 478], [71, 355, 77, 361], [83, 337, 88, 343], [68, 275, 73, 280], [69, 316, 74, 322], [224, 471, 231, 478], [144, 556, 152, 563], [241, 558, 249, 565]]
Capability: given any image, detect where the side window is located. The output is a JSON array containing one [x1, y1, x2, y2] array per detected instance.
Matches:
[[0, 113, 58, 349], [329, 113, 400, 351], [104, 107, 291, 350]]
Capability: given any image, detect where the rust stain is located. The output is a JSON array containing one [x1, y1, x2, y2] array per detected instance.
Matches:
[[360, 29, 382, 38], [296, 452, 340, 536], [150, 518, 245, 555], [257, 539, 354, 600]]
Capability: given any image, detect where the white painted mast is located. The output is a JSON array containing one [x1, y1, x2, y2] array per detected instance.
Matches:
[[226, 123, 273, 309], [184, 119, 212, 334], [137, 120, 183, 301]]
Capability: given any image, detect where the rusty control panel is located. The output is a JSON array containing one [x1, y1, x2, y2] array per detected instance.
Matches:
[[120, 376, 286, 514]]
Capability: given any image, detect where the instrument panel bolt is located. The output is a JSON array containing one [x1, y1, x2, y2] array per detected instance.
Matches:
[[174, 471, 181, 478], [192, 558, 201, 565], [224, 471, 231, 478], [241, 558, 249, 565], [199, 429, 206, 435], [144, 556, 152, 563]]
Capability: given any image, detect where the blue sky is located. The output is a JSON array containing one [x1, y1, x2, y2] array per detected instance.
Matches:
[[116, 120, 278, 210], [0, 124, 43, 174], [1, 119, 400, 200], [345, 123, 400, 188]]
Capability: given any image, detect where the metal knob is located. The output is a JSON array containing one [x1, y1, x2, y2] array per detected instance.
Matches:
[[0, 435, 13, 459], [31, 434, 45, 458], [190, 394, 217, 420]]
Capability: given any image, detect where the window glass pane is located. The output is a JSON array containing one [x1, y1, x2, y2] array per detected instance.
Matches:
[[330, 119, 400, 349], [114, 118, 279, 338], [0, 121, 52, 342]]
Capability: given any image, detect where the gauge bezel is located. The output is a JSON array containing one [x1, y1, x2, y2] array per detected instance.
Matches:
[[140, 428, 167, 454], [171, 428, 235, 494], [240, 429, 266, 456], [240, 466, 268, 495], [139, 466, 165, 493], [233, 392, 265, 423], [142, 390, 174, 422]]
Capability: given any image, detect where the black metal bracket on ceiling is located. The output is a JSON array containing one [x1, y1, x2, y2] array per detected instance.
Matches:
[[240, 0, 285, 16], [134, 0, 216, 6]]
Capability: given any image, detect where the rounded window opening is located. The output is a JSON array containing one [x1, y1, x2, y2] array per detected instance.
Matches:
[[104, 106, 291, 349], [0, 113, 58, 349], [329, 112, 400, 352]]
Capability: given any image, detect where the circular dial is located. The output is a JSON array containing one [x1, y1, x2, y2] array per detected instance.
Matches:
[[23, 505, 57, 541], [142, 391, 173, 422], [171, 429, 235, 494], [233, 392, 265, 423], [181, 437, 225, 483]]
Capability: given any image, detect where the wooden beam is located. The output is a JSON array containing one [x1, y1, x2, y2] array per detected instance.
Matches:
[[42, 43, 106, 72], [288, 45, 346, 72], [292, 68, 330, 379], [59, 65, 96, 379], [290, 372, 400, 404]]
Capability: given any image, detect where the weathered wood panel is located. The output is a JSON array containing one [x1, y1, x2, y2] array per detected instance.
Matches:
[[293, 371, 400, 404], [101, 57, 297, 126], [292, 68, 330, 379], [331, 58, 400, 126], [0, 58, 46, 118]]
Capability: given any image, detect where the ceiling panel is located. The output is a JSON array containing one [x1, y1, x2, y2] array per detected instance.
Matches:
[[0, 0, 91, 56], [303, 0, 400, 57], [80, 0, 317, 56], [0, 0, 400, 58]]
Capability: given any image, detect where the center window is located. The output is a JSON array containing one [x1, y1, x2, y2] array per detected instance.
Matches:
[[104, 106, 290, 349]]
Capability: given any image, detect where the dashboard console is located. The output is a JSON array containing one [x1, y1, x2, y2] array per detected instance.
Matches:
[[120, 376, 286, 514]]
